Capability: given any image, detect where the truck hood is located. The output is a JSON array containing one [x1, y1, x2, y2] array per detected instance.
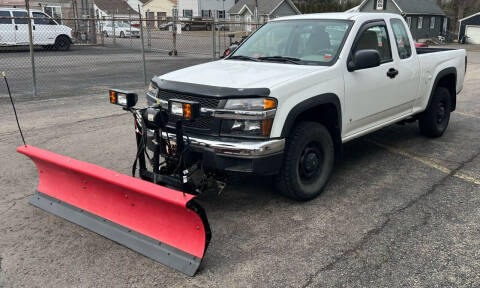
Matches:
[[159, 60, 326, 89]]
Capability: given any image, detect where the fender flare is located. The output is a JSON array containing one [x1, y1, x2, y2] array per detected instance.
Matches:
[[426, 67, 457, 111], [280, 93, 342, 138]]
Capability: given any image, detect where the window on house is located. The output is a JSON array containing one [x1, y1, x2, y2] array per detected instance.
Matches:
[[417, 16, 423, 29], [157, 12, 166, 27], [406, 17, 411, 28], [201, 10, 211, 18], [183, 10, 193, 18], [44, 6, 62, 23], [217, 10, 225, 19], [430, 17, 435, 29], [376, 0, 384, 10], [146, 11, 155, 27], [390, 19, 412, 59]]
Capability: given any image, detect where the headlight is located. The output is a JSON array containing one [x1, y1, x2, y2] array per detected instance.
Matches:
[[220, 97, 276, 137], [224, 98, 276, 110], [146, 81, 159, 98]]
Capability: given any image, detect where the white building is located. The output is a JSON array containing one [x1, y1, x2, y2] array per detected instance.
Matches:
[[177, 0, 234, 19]]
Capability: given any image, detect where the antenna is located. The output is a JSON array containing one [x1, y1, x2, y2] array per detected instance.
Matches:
[[2, 72, 27, 147]]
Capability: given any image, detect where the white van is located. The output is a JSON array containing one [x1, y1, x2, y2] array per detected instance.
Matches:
[[0, 8, 72, 50]]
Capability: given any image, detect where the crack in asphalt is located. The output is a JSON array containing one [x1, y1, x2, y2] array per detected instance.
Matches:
[[0, 194, 31, 206], [0, 112, 127, 143], [301, 149, 480, 288]]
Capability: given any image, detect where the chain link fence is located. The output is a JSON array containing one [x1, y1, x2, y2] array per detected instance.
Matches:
[[0, 6, 259, 100]]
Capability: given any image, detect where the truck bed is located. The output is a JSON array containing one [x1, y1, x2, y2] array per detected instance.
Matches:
[[416, 47, 457, 54]]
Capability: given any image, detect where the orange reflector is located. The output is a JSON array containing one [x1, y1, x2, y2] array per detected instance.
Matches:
[[109, 90, 117, 104], [264, 99, 276, 110], [262, 118, 273, 136], [183, 103, 192, 119]]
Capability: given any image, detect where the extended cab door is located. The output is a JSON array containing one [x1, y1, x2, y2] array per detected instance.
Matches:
[[343, 20, 416, 136], [11, 11, 29, 45], [0, 10, 16, 45]]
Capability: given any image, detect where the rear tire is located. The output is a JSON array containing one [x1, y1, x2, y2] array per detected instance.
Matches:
[[418, 87, 451, 138], [276, 122, 334, 201], [54, 35, 71, 51], [185, 25, 191, 31]]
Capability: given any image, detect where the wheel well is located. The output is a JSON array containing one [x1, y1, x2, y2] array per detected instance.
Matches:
[[435, 72, 456, 111], [292, 103, 342, 161]]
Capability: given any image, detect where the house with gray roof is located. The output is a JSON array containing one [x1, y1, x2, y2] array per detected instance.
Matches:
[[227, 0, 301, 25], [355, 0, 448, 40]]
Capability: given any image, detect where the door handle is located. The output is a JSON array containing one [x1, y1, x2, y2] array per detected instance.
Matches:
[[387, 68, 399, 78], [15, 25, 18, 30], [33, 25, 36, 30]]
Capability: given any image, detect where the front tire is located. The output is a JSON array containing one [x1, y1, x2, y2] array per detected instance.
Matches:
[[54, 35, 71, 51], [120, 31, 125, 38], [418, 87, 451, 138], [276, 122, 334, 201]]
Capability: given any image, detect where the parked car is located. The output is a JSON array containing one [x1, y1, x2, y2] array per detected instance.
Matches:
[[158, 21, 174, 31], [102, 22, 140, 38], [144, 13, 466, 200], [183, 17, 212, 31], [0, 8, 72, 50]]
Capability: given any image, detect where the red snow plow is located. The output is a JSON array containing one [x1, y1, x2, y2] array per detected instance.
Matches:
[[17, 89, 228, 276]]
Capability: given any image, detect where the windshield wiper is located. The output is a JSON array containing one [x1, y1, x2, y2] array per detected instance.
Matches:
[[227, 55, 260, 62], [258, 56, 301, 64]]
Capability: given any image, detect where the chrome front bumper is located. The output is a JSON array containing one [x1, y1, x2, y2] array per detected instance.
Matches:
[[161, 132, 285, 157]]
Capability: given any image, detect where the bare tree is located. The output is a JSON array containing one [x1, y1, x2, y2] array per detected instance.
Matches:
[[450, 0, 480, 32]]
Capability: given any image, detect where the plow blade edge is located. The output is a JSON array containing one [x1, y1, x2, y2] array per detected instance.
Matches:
[[17, 145, 211, 276]]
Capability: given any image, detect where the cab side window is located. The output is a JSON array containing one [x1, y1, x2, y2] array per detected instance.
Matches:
[[352, 24, 392, 63], [390, 19, 412, 59], [12, 11, 28, 25], [0, 11, 12, 24]]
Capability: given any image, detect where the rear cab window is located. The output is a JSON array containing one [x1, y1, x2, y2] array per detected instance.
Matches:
[[0, 11, 12, 24], [390, 19, 412, 59]]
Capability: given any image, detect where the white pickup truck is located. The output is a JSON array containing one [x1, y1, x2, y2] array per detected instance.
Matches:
[[145, 13, 467, 200]]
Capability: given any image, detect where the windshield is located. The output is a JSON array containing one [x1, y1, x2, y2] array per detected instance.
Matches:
[[229, 20, 352, 65]]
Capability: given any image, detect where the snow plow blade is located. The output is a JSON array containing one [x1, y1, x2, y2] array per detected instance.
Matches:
[[17, 145, 211, 276]]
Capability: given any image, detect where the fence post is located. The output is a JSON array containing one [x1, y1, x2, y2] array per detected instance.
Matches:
[[25, 0, 37, 97], [147, 20, 152, 50], [172, 12, 177, 56], [212, 19, 216, 60], [138, 4, 148, 86], [112, 13, 116, 44], [129, 9, 132, 48]]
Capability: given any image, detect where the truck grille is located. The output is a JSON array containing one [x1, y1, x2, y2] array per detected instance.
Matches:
[[156, 89, 219, 133], [157, 90, 220, 108]]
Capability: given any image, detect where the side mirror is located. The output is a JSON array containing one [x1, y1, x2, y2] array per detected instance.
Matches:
[[347, 49, 381, 72], [109, 89, 138, 108]]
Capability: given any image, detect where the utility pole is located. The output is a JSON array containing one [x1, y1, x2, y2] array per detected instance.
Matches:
[[254, 0, 259, 25], [25, 0, 37, 97]]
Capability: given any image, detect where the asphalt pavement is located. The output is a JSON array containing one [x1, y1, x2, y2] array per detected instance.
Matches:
[[0, 50, 479, 287]]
